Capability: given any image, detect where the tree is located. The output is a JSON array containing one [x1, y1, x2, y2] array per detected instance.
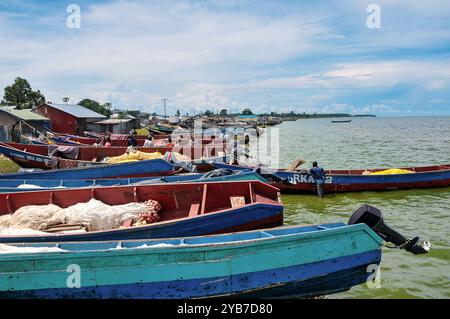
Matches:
[[103, 102, 112, 110], [1, 77, 46, 109], [203, 110, 213, 117], [176, 110, 180, 117], [219, 109, 228, 116], [242, 108, 253, 115], [62, 97, 70, 104], [77, 99, 112, 117]]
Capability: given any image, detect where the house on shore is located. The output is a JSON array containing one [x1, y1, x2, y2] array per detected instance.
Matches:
[[0, 107, 51, 139], [33, 103, 106, 135], [88, 114, 140, 134]]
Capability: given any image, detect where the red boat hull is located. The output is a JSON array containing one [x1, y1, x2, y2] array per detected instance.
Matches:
[[5, 142, 227, 161], [0, 181, 283, 243]]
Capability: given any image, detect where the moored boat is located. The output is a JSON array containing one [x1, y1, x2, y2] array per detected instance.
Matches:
[[331, 119, 352, 123], [4, 142, 227, 162], [0, 222, 381, 298], [0, 158, 175, 180], [211, 162, 450, 193], [0, 180, 283, 243], [0, 169, 265, 192], [0, 142, 102, 170]]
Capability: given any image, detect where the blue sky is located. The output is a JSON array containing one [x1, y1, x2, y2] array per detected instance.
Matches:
[[0, 0, 450, 116]]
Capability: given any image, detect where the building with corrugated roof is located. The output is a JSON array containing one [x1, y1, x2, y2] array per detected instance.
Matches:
[[0, 107, 51, 137], [33, 103, 106, 135]]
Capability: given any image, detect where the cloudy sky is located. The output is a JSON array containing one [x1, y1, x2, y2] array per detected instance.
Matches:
[[1, 0, 449, 116]]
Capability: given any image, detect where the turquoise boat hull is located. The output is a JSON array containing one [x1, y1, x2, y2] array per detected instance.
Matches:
[[0, 223, 382, 299]]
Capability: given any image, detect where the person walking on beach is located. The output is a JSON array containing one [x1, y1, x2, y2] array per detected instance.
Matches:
[[309, 161, 326, 198]]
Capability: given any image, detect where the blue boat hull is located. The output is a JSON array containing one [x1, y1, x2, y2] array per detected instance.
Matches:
[[0, 223, 383, 298], [0, 171, 265, 193], [0, 159, 175, 180], [212, 162, 450, 192], [0, 203, 282, 243], [0, 250, 380, 299]]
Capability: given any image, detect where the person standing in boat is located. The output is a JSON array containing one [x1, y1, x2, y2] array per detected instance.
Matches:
[[309, 161, 326, 198], [143, 135, 154, 148], [127, 134, 138, 148], [104, 136, 112, 148], [166, 137, 175, 148]]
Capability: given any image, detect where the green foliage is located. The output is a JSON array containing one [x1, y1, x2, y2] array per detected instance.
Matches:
[[203, 110, 214, 117], [77, 99, 113, 117], [242, 108, 253, 115], [219, 109, 228, 116], [0, 155, 20, 174], [1, 77, 46, 109]]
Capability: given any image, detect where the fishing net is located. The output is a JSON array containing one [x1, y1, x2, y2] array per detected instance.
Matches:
[[0, 204, 62, 230], [0, 199, 163, 233], [0, 227, 48, 236], [0, 244, 66, 254], [105, 151, 163, 164]]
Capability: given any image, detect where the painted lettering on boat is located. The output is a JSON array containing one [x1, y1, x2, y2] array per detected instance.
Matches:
[[289, 174, 333, 184]]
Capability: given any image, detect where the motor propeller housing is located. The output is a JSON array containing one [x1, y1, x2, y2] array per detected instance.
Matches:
[[348, 204, 430, 255]]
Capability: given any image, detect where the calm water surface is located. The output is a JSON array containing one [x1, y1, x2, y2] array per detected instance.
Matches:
[[262, 117, 450, 299]]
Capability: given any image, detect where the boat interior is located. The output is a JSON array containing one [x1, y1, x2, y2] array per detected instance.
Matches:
[[0, 181, 281, 223], [3, 222, 348, 252]]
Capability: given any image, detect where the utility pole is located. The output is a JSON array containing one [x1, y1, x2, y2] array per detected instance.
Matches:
[[162, 98, 168, 119]]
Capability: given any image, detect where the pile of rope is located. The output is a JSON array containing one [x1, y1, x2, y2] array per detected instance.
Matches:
[[134, 200, 162, 226]]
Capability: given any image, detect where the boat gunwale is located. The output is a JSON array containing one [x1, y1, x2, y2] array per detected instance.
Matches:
[[213, 162, 450, 176], [0, 158, 175, 178], [0, 202, 282, 241], [0, 223, 382, 260]]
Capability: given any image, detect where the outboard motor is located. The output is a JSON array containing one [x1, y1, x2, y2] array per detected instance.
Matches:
[[255, 167, 290, 184], [348, 204, 430, 255]]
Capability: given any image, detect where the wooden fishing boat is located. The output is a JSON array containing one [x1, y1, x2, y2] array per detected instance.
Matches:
[[0, 180, 283, 243], [331, 119, 352, 123], [52, 133, 146, 147], [0, 143, 102, 170], [54, 133, 220, 147], [4, 142, 226, 161], [155, 123, 176, 133], [0, 222, 382, 298], [211, 162, 450, 193], [0, 170, 265, 192], [3, 142, 226, 161], [0, 157, 175, 180]]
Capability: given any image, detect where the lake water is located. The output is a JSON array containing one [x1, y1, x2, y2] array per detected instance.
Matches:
[[265, 116, 450, 299]]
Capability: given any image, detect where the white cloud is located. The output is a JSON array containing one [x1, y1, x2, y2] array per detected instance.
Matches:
[[0, 0, 449, 114]]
